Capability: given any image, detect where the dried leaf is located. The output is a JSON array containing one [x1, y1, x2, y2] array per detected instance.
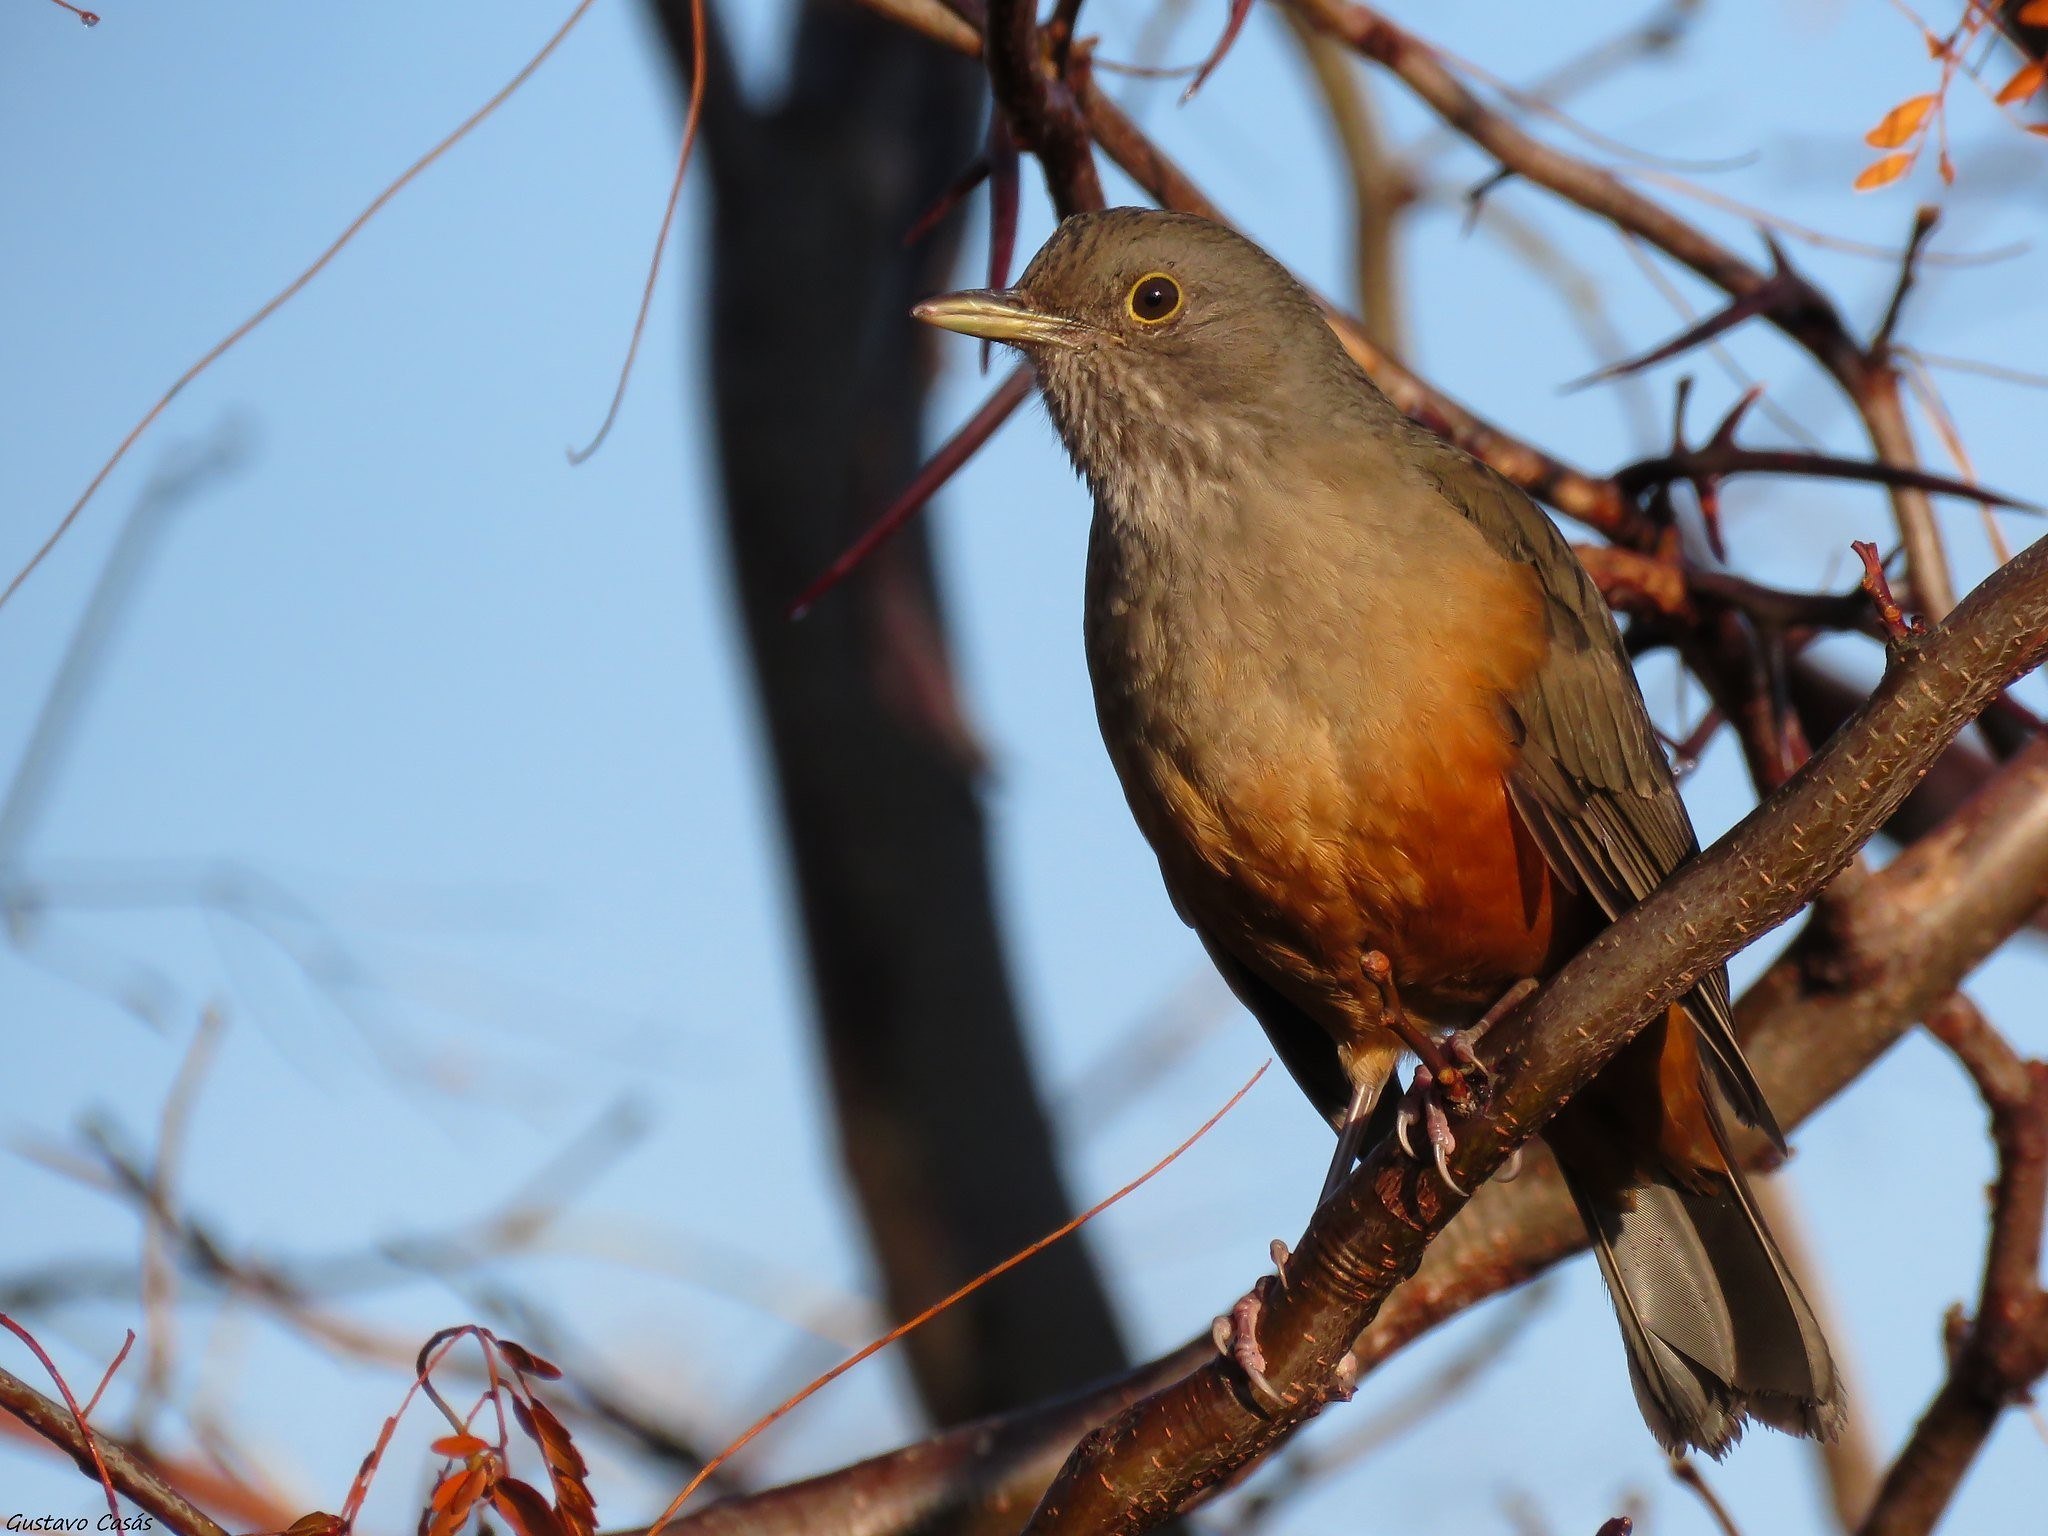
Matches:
[[1997, 60, 2047, 106], [282, 1517, 346, 1536], [1854, 152, 1914, 191], [2020, 0, 2048, 21], [2029, 122, 2048, 138], [524, 1398, 589, 1480], [495, 1340, 563, 1381], [1864, 93, 1936, 148], [490, 1482, 570, 1536], [431, 1433, 490, 1459]]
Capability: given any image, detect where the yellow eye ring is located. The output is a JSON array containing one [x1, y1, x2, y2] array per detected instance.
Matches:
[[1126, 272, 1185, 325]]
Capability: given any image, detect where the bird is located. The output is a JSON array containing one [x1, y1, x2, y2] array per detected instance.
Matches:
[[911, 207, 1842, 1457]]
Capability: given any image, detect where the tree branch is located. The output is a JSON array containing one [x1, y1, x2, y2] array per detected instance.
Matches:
[[1018, 534, 2048, 1533], [658, 706, 2048, 1536], [1858, 998, 2048, 1536], [987, 0, 1103, 216], [0, 1364, 230, 1536]]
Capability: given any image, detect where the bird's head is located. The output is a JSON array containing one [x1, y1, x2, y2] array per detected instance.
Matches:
[[913, 209, 1363, 500]]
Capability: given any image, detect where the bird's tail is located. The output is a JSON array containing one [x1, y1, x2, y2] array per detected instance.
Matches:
[[1556, 1149, 1844, 1457]]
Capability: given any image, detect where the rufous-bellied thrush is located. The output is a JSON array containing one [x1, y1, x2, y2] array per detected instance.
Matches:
[[914, 209, 1842, 1456]]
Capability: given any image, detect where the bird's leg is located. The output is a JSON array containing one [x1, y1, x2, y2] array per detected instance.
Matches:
[[1319, 1077, 1382, 1206], [1360, 950, 1454, 1080], [1359, 951, 1481, 1194]]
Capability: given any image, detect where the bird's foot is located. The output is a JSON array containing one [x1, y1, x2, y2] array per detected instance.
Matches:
[[1395, 1064, 1468, 1194], [1362, 950, 1489, 1116], [1212, 1274, 1286, 1414], [1431, 1027, 1495, 1118]]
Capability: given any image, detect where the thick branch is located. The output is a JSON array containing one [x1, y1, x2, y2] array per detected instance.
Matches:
[[1019, 536, 2048, 1533], [659, 705, 2048, 1536]]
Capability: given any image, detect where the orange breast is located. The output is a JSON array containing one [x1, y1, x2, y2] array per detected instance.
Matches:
[[1136, 561, 1590, 1038]]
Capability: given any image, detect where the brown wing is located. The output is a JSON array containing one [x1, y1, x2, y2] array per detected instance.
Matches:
[[1420, 451, 1783, 1147]]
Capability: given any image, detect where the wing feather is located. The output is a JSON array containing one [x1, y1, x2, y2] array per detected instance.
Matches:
[[1424, 455, 1782, 1146]]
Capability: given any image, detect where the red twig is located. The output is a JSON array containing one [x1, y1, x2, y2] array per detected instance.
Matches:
[[80, 1330, 136, 1421], [567, 0, 708, 463], [0, 1314, 123, 1525], [1855, 539, 1925, 644], [1185, 0, 1257, 100], [787, 363, 1033, 618], [49, 0, 100, 23], [7, 0, 599, 616], [643, 1061, 1271, 1536]]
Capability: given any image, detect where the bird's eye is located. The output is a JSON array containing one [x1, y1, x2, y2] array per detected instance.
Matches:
[[1126, 272, 1184, 325]]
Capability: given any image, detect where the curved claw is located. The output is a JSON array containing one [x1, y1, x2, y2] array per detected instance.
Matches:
[[1394, 1071, 1425, 1161], [1397, 1065, 1469, 1195], [1213, 1281, 1287, 1414]]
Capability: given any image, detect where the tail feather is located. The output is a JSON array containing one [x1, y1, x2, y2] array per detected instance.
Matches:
[[1561, 1158, 1844, 1457]]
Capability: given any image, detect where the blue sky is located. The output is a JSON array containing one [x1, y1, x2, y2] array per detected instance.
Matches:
[[2, 1, 2045, 1530]]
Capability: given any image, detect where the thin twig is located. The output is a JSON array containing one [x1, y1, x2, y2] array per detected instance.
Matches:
[[1872, 206, 1942, 357], [567, 0, 707, 464], [644, 1063, 1271, 1535], [1670, 1456, 1744, 1536], [6, 0, 599, 613]]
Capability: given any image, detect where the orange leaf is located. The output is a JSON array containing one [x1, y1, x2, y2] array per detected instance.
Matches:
[[1865, 93, 1936, 148], [490, 1482, 569, 1536], [1854, 152, 1914, 191], [2029, 123, 2048, 137], [428, 1465, 491, 1536], [432, 1433, 490, 1459], [1997, 60, 2047, 105], [2018, 0, 2048, 23]]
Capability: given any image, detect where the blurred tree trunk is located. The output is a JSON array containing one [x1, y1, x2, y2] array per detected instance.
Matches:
[[645, 0, 1130, 1427]]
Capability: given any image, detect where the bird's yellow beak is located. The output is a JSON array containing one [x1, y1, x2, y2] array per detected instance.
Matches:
[[911, 289, 1089, 348]]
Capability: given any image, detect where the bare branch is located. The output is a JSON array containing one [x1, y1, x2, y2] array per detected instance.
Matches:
[[1872, 206, 1942, 358], [1859, 998, 2048, 1536], [1282, 10, 1413, 361], [656, 712, 2048, 1536], [1287, 0, 1961, 616], [1670, 1456, 1745, 1536], [988, 0, 1103, 216], [0, 1364, 231, 1536]]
